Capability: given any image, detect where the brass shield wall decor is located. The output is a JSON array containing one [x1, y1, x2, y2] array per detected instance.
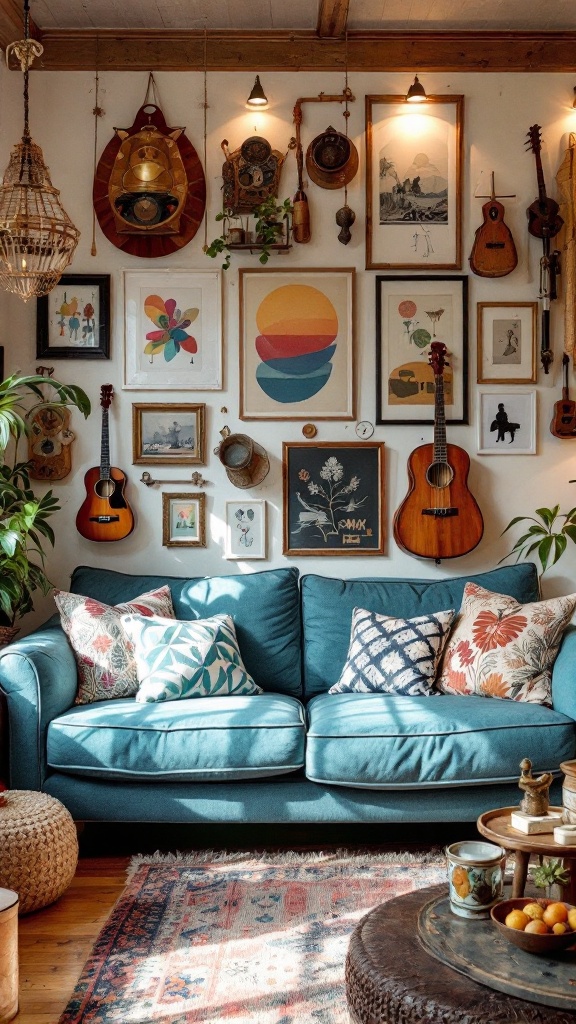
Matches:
[[221, 136, 285, 214]]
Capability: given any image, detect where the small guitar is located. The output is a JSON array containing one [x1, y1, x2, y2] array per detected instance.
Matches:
[[393, 342, 484, 562], [526, 124, 564, 374], [469, 172, 517, 278], [76, 385, 135, 542], [550, 354, 576, 438]]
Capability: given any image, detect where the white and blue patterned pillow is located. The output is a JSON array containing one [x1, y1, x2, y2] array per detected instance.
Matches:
[[329, 606, 456, 697], [120, 612, 262, 702]]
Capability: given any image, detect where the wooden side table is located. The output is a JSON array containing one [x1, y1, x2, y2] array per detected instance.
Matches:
[[477, 806, 576, 903]]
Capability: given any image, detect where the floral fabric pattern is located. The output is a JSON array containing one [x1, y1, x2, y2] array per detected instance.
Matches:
[[54, 586, 175, 705], [436, 582, 576, 705]]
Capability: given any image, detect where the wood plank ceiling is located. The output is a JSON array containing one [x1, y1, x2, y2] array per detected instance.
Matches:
[[2, 0, 576, 71]]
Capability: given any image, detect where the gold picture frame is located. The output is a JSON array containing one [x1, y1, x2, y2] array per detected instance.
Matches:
[[476, 302, 538, 384], [132, 403, 206, 465], [162, 492, 206, 547]]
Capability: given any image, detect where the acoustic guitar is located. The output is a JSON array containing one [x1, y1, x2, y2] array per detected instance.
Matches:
[[76, 384, 135, 542], [550, 354, 576, 438], [393, 342, 484, 562], [469, 173, 517, 278]]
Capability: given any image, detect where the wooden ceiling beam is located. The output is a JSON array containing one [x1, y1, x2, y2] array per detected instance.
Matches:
[[14, 29, 576, 73], [317, 0, 349, 38], [0, 0, 25, 48]]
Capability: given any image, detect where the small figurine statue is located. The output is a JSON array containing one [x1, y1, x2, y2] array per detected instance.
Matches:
[[518, 757, 553, 816]]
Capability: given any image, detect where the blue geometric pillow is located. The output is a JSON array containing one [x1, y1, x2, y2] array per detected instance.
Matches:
[[120, 613, 262, 702], [329, 606, 455, 697]]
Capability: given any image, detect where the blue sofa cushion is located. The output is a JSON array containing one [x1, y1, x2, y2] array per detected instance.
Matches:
[[70, 565, 302, 697], [305, 692, 575, 789], [47, 694, 306, 782], [301, 563, 540, 698]]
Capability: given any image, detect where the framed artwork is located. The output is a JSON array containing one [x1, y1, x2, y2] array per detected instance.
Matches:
[[282, 441, 385, 556], [239, 268, 355, 420], [365, 94, 463, 270], [477, 302, 538, 384], [225, 500, 266, 560], [376, 275, 468, 424], [132, 403, 206, 465], [162, 492, 206, 547], [36, 274, 110, 359], [123, 269, 222, 390], [477, 389, 537, 455]]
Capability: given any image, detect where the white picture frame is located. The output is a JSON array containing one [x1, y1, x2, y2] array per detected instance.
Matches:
[[225, 500, 266, 560], [477, 389, 537, 455]]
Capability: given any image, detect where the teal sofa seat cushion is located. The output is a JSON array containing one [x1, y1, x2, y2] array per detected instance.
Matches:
[[70, 565, 301, 697], [305, 692, 575, 789], [47, 693, 306, 782], [301, 563, 540, 698]]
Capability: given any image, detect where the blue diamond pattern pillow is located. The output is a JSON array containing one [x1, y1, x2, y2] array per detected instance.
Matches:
[[329, 606, 456, 697], [120, 612, 262, 702]]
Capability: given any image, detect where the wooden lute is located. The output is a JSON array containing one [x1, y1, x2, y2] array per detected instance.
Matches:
[[469, 173, 517, 278], [76, 385, 135, 542], [393, 342, 484, 562], [550, 354, 576, 438]]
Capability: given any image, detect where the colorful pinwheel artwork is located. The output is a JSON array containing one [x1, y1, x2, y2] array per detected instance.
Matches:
[[144, 294, 199, 363]]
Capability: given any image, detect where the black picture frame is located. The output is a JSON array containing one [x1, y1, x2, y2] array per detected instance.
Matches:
[[36, 274, 111, 359]]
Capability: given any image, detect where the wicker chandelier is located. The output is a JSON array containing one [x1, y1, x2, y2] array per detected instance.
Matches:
[[0, 0, 80, 301]]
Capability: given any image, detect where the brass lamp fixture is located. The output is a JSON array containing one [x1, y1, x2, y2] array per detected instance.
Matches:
[[0, 0, 80, 301], [246, 75, 269, 109], [406, 75, 427, 103]]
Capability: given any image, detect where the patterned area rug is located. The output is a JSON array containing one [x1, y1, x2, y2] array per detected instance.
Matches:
[[59, 850, 446, 1024]]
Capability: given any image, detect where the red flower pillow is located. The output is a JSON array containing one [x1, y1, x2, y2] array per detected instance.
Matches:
[[436, 582, 576, 705]]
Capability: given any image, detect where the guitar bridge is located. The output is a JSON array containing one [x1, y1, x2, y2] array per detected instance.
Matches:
[[422, 507, 458, 518], [89, 515, 120, 523]]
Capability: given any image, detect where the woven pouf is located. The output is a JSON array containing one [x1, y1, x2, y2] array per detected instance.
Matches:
[[0, 791, 78, 914]]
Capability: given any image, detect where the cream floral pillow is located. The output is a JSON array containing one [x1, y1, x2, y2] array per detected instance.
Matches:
[[436, 583, 576, 705]]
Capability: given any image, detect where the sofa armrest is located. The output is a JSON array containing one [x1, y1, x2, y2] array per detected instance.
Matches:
[[552, 624, 576, 720], [0, 622, 77, 790]]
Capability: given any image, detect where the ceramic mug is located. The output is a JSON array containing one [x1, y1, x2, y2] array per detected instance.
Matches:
[[446, 840, 506, 918]]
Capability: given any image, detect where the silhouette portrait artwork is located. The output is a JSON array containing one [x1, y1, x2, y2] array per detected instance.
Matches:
[[490, 402, 520, 443]]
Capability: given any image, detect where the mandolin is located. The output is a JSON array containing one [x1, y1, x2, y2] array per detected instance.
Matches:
[[393, 342, 483, 562], [469, 173, 517, 278], [76, 384, 135, 542], [550, 354, 576, 438]]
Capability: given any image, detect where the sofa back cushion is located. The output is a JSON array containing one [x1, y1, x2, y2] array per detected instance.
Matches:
[[70, 566, 302, 697], [301, 563, 540, 698]]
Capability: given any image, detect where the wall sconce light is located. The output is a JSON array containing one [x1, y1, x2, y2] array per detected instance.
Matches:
[[572, 86, 576, 108], [406, 75, 427, 103], [246, 75, 269, 109]]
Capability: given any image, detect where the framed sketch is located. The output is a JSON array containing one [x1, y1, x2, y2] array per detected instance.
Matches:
[[162, 492, 206, 547], [282, 442, 385, 556], [225, 500, 266, 559], [132, 403, 205, 465], [239, 268, 355, 420], [123, 269, 222, 390], [477, 302, 537, 384], [376, 275, 468, 424], [477, 390, 537, 455], [36, 274, 110, 359], [366, 95, 463, 270]]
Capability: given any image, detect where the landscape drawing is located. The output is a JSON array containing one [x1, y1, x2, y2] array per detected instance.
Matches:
[[141, 412, 197, 457], [379, 140, 449, 226]]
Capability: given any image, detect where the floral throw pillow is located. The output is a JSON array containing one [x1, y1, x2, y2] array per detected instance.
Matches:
[[436, 583, 576, 705], [54, 586, 175, 705]]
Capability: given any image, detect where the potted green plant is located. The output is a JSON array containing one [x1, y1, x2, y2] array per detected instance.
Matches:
[[0, 373, 90, 643], [531, 856, 570, 900], [500, 504, 576, 576], [204, 196, 292, 270]]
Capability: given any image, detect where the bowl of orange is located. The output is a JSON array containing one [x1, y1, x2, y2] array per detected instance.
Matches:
[[491, 897, 576, 954]]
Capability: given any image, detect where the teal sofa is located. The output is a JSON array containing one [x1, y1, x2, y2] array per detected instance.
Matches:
[[0, 562, 573, 824]]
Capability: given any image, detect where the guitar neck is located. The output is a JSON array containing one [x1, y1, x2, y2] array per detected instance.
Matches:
[[534, 151, 548, 208], [100, 407, 111, 480], [433, 373, 448, 463]]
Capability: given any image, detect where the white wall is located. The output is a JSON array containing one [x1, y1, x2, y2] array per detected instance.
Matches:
[[2, 65, 576, 633]]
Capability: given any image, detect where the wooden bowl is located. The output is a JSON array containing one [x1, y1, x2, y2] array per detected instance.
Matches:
[[491, 898, 576, 954]]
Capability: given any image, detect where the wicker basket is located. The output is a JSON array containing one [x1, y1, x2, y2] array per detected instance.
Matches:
[[0, 791, 78, 914]]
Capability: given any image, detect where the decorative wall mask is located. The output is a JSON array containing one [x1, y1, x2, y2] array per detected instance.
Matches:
[[221, 136, 285, 214]]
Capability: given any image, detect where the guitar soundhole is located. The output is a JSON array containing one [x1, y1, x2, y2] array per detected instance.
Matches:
[[95, 478, 115, 499], [426, 462, 453, 489]]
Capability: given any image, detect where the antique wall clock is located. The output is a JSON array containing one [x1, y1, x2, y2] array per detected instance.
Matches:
[[221, 136, 285, 214]]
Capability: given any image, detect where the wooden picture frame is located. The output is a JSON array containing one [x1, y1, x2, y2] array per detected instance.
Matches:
[[162, 492, 206, 547], [376, 275, 468, 424], [225, 499, 266, 560], [366, 95, 463, 270], [36, 274, 110, 359], [132, 403, 206, 465], [239, 267, 355, 420], [476, 302, 538, 384], [282, 441, 385, 556], [477, 389, 537, 455]]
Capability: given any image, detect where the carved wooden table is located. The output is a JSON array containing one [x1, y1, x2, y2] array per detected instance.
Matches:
[[477, 806, 576, 903], [345, 884, 576, 1024]]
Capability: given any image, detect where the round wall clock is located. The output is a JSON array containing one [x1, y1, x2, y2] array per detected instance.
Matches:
[[355, 420, 374, 439]]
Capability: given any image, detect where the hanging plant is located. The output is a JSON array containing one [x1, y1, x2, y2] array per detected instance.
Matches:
[[204, 197, 292, 270]]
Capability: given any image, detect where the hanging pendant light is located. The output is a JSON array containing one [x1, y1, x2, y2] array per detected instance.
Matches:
[[0, 0, 80, 301]]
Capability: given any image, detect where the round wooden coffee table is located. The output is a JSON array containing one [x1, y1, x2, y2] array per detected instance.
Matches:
[[345, 884, 576, 1024], [477, 806, 576, 903]]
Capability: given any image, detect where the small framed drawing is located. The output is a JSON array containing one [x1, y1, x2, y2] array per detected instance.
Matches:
[[477, 389, 537, 455], [124, 269, 222, 390], [477, 302, 538, 384], [162, 492, 206, 547], [225, 500, 266, 560], [366, 95, 463, 270], [132, 403, 206, 465], [376, 275, 468, 424], [283, 441, 385, 556], [36, 274, 110, 359]]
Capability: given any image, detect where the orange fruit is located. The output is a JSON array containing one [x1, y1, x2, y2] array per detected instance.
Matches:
[[505, 909, 530, 930], [553, 922, 568, 935], [543, 902, 568, 927], [523, 902, 545, 921], [525, 919, 549, 934], [568, 908, 576, 930]]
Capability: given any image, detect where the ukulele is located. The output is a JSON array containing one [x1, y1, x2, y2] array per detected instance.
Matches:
[[550, 354, 576, 438], [393, 342, 484, 562], [469, 172, 517, 278], [526, 125, 564, 374], [76, 385, 135, 542]]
